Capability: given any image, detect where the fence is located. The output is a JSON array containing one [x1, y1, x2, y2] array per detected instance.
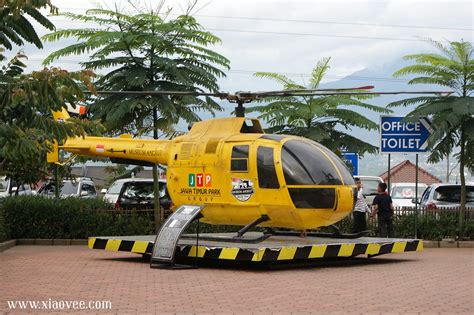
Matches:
[[95, 206, 474, 240], [336, 206, 474, 239]]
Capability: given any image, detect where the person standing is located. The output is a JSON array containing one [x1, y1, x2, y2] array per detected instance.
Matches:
[[371, 182, 395, 238], [352, 177, 371, 233]]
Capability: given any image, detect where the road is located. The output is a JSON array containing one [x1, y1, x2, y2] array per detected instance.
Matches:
[[1, 246, 473, 314]]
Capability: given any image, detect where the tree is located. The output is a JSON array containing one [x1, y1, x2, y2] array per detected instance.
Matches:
[[0, 1, 102, 192], [42, 4, 230, 134], [390, 40, 473, 236], [249, 57, 390, 155], [1, 0, 57, 50], [0, 51, 101, 188], [42, 3, 230, 224]]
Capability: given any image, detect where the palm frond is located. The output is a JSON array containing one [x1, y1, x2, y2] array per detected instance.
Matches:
[[253, 72, 300, 89], [309, 57, 330, 89]]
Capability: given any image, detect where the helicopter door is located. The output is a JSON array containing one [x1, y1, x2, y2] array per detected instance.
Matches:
[[229, 144, 257, 202], [256, 146, 280, 189]]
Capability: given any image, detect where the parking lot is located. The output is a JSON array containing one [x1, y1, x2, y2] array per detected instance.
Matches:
[[1, 246, 472, 314]]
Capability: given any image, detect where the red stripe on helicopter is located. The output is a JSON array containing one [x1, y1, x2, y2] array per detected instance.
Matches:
[[96, 145, 105, 153]]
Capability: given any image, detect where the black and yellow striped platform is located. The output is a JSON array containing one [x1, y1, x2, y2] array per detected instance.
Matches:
[[88, 233, 423, 263]]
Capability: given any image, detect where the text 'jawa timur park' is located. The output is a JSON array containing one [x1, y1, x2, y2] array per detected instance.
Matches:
[[48, 87, 445, 268]]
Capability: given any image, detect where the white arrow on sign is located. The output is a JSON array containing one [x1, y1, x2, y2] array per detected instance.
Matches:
[[419, 118, 434, 150]]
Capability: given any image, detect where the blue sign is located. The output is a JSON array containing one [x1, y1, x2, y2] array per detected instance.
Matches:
[[342, 152, 359, 176], [380, 116, 433, 153]]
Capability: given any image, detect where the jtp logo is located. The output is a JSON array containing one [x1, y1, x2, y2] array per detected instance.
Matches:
[[188, 174, 212, 187]]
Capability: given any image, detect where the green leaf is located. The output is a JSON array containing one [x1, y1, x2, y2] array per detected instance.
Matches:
[[252, 57, 383, 155]]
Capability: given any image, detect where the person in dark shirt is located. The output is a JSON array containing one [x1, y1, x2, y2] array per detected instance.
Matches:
[[371, 182, 394, 238]]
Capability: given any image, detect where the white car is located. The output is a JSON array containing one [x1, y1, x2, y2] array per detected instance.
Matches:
[[38, 178, 97, 198], [103, 178, 167, 204], [0, 176, 34, 198], [418, 183, 474, 209], [391, 182, 427, 208]]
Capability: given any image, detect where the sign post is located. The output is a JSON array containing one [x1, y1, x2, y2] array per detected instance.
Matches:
[[341, 152, 359, 176], [387, 154, 391, 195], [415, 154, 419, 238], [380, 116, 433, 238]]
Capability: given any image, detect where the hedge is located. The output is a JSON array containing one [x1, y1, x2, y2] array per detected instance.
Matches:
[[0, 205, 7, 242], [1, 196, 155, 240], [333, 212, 474, 240], [0, 196, 472, 241]]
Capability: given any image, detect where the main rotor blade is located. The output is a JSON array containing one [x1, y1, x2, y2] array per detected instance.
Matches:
[[87, 89, 453, 100], [92, 90, 227, 98], [287, 91, 453, 96], [253, 85, 375, 96]]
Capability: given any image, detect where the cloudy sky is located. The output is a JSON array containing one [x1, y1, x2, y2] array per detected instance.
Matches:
[[7, 0, 473, 180], [15, 0, 473, 88]]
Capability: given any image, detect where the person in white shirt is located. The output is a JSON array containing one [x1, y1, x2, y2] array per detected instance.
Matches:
[[352, 177, 371, 233]]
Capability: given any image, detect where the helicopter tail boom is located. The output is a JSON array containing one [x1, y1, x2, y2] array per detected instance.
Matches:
[[48, 107, 171, 166], [57, 136, 171, 166]]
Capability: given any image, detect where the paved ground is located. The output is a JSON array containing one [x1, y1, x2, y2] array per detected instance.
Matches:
[[1, 246, 473, 314]]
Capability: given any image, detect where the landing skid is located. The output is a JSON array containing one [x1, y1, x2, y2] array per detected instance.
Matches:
[[181, 219, 369, 244], [181, 214, 271, 244], [266, 226, 371, 240], [180, 233, 271, 243]]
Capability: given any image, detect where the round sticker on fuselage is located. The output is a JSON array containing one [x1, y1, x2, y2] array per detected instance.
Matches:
[[231, 178, 254, 202]]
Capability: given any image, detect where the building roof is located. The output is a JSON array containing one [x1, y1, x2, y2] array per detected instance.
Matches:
[[379, 160, 442, 184]]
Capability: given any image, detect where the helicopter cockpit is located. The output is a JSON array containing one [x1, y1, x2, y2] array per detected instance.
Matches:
[[279, 139, 355, 210]]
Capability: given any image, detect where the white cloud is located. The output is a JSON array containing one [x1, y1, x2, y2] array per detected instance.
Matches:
[[9, 0, 473, 89]]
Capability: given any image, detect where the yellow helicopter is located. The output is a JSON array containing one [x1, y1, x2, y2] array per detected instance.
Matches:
[[47, 86, 448, 236]]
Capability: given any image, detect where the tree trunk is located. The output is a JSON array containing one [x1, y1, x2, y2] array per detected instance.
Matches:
[[8, 178, 13, 196], [54, 165, 60, 199], [458, 127, 466, 238], [152, 105, 162, 232], [445, 155, 449, 183]]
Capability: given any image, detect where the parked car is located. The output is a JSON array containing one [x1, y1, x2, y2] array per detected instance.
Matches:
[[416, 183, 474, 209], [391, 182, 428, 208], [0, 176, 34, 198], [38, 177, 97, 198], [105, 178, 172, 211], [356, 176, 384, 205]]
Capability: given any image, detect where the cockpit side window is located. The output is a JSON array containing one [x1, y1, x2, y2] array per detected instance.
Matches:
[[231, 145, 249, 172], [309, 141, 355, 185], [257, 146, 280, 189], [282, 140, 343, 185]]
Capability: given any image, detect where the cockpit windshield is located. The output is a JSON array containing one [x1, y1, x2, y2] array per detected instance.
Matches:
[[282, 140, 343, 185], [308, 141, 355, 185]]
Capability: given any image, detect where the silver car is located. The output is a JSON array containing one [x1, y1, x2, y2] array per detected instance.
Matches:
[[391, 182, 428, 208], [418, 183, 474, 209], [0, 176, 34, 198], [103, 178, 167, 205], [38, 178, 97, 198]]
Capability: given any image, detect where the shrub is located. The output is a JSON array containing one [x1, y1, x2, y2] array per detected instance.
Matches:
[[330, 211, 471, 240], [1, 196, 155, 239], [0, 204, 7, 242], [1, 196, 472, 241]]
